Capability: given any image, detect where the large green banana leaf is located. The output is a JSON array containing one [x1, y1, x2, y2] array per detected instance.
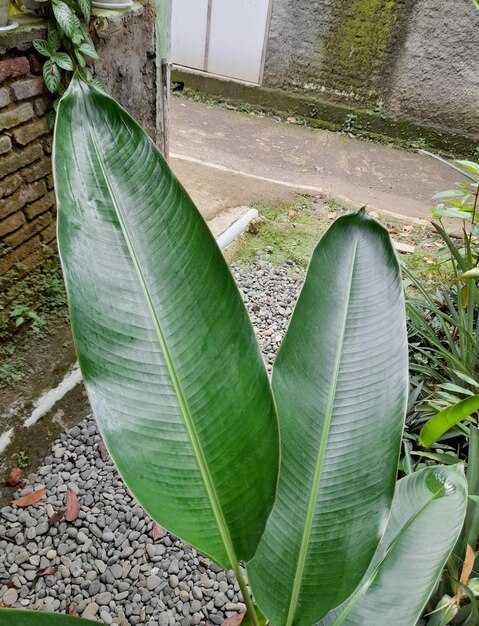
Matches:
[[0, 610, 95, 625], [248, 210, 409, 625], [319, 464, 468, 626], [53, 76, 279, 570]]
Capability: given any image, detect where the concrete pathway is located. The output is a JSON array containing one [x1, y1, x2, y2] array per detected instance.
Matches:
[[170, 97, 461, 222]]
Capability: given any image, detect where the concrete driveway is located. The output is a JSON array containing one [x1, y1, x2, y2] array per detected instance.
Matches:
[[170, 97, 461, 222]]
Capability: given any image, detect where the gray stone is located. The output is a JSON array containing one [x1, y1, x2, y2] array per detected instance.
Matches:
[[147, 575, 163, 591], [102, 531, 115, 542], [214, 592, 227, 608], [2, 588, 18, 606], [96, 592, 112, 605], [82, 602, 99, 619]]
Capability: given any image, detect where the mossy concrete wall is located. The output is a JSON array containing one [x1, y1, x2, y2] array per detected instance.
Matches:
[[263, 0, 479, 141]]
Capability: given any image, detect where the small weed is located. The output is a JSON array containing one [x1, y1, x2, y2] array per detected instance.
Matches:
[[342, 113, 360, 134], [407, 137, 428, 151], [15, 450, 29, 470], [0, 343, 25, 385], [10, 305, 43, 329], [237, 102, 254, 113]]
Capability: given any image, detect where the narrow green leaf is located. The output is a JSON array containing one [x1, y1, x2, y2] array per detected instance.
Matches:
[[33, 39, 52, 58], [439, 383, 474, 396], [53, 76, 279, 571], [43, 60, 61, 93], [52, 1, 80, 38], [433, 206, 472, 220], [410, 450, 461, 465], [0, 609, 96, 624], [320, 465, 467, 626], [433, 189, 469, 200], [76, 0, 90, 22], [47, 26, 61, 52], [71, 27, 83, 46], [458, 268, 479, 279], [455, 160, 479, 177], [248, 210, 408, 625], [459, 427, 479, 560], [78, 42, 99, 59], [426, 596, 459, 626], [419, 395, 479, 448], [420, 150, 479, 183], [74, 50, 86, 68], [431, 222, 467, 272]]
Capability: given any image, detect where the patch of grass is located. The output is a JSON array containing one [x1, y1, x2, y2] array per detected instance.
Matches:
[[236, 195, 349, 267], [234, 194, 453, 292], [405, 248, 454, 292]]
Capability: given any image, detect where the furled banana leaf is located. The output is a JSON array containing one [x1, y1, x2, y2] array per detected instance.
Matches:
[[248, 209, 408, 625], [0, 609, 95, 625], [53, 76, 279, 570], [319, 464, 468, 626]]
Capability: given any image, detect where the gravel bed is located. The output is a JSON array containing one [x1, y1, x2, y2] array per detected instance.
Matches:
[[0, 262, 304, 626]]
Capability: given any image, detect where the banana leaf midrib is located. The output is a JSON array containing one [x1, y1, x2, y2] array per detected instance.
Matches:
[[88, 133, 240, 569], [284, 237, 359, 626]]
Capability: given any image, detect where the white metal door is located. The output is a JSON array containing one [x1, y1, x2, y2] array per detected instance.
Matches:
[[171, 0, 209, 72], [171, 0, 271, 84]]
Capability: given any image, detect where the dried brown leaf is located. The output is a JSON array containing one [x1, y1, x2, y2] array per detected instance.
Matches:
[[6, 579, 19, 589], [223, 615, 245, 626], [66, 604, 79, 616], [48, 509, 65, 527], [98, 440, 109, 462], [152, 522, 166, 541], [460, 543, 475, 585], [11, 487, 46, 507], [5, 466, 24, 487], [65, 489, 80, 522], [36, 566, 57, 578]]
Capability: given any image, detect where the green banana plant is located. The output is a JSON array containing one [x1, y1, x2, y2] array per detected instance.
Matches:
[[1, 76, 468, 626]]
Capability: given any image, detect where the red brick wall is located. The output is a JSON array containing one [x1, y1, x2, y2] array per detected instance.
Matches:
[[0, 44, 56, 330]]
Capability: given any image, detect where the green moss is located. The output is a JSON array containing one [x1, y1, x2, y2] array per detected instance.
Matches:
[[326, 0, 398, 99]]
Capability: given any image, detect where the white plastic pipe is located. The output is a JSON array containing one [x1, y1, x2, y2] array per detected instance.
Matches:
[[216, 208, 258, 250]]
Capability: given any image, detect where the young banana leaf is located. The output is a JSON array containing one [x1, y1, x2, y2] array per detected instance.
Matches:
[[53, 76, 279, 579], [319, 464, 468, 626], [248, 210, 409, 625]]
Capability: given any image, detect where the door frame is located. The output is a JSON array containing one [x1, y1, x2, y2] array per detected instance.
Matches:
[[258, 0, 274, 85]]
